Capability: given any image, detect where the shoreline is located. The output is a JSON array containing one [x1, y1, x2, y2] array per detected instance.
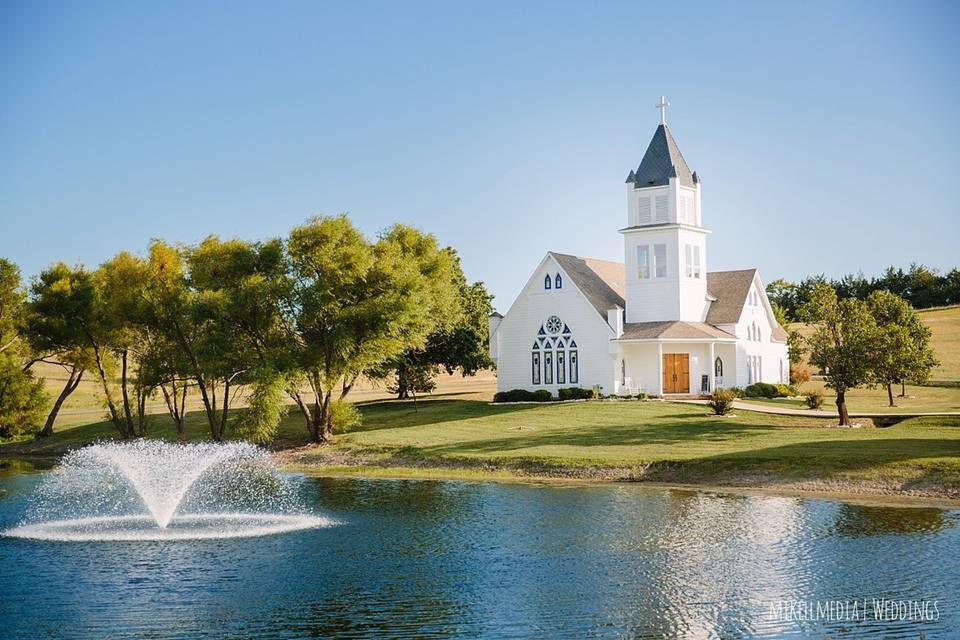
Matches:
[[274, 448, 960, 508]]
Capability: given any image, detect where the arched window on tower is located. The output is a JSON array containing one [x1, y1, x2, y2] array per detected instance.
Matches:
[[555, 274, 562, 289], [544, 274, 552, 290]]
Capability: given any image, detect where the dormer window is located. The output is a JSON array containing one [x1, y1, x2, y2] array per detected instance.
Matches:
[[544, 274, 552, 290], [555, 274, 562, 289]]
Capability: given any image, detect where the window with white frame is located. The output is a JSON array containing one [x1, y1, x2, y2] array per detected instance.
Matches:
[[637, 245, 650, 279], [693, 246, 701, 278], [654, 244, 667, 278], [684, 245, 693, 277]]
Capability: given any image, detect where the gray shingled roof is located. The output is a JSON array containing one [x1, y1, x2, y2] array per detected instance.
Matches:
[[620, 321, 736, 340], [626, 124, 695, 188], [704, 269, 757, 324], [548, 256, 789, 342], [549, 252, 625, 318]]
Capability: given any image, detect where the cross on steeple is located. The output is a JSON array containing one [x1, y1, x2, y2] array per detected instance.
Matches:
[[656, 96, 670, 125]]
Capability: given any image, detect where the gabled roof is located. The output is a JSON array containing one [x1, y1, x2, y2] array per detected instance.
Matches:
[[704, 269, 757, 324], [549, 252, 625, 318], [619, 321, 736, 340], [626, 124, 695, 188], [545, 256, 788, 342]]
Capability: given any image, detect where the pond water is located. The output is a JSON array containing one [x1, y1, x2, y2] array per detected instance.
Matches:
[[1, 467, 957, 639]]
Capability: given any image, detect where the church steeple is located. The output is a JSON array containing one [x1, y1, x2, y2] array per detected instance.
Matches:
[[625, 123, 696, 188], [621, 98, 710, 323]]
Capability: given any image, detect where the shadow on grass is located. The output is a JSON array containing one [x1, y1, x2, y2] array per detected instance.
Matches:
[[697, 437, 960, 468]]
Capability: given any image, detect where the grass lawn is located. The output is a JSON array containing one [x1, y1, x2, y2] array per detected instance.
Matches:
[[11, 394, 958, 496], [743, 381, 960, 414]]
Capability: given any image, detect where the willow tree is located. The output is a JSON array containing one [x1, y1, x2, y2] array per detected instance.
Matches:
[[27, 263, 138, 438], [373, 252, 493, 400], [800, 284, 878, 425], [286, 216, 457, 442]]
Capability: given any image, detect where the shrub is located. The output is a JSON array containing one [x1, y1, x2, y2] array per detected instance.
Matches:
[[236, 373, 288, 444], [707, 389, 736, 415], [558, 387, 597, 400], [493, 389, 554, 403], [329, 400, 363, 435], [725, 387, 744, 398], [790, 363, 811, 386], [805, 391, 824, 410], [776, 384, 799, 398], [0, 353, 48, 439], [743, 382, 780, 399], [635, 392, 647, 400]]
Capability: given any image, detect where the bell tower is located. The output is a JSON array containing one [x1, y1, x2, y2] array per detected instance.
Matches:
[[621, 98, 710, 323]]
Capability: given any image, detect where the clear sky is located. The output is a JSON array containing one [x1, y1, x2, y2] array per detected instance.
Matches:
[[1, 0, 958, 311]]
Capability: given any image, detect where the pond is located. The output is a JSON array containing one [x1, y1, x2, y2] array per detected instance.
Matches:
[[0, 467, 956, 639]]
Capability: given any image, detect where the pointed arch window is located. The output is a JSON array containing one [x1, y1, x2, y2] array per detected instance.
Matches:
[[533, 318, 576, 386], [555, 274, 562, 289], [714, 357, 723, 378], [544, 274, 552, 290]]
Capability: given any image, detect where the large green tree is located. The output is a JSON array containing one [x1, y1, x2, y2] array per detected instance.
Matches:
[[0, 259, 47, 438], [185, 236, 291, 441], [371, 248, 493, 400], [799, 283, 878, 426], [865, 290, 938, 406], [27, 263, 138, 438], [285, 216, 456, 442]]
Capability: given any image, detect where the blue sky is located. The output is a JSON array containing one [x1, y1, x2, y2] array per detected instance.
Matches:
[[1, 1, 958, 310]]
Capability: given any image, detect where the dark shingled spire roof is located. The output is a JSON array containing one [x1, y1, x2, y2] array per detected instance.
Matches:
[[626, 124, 695, 188]]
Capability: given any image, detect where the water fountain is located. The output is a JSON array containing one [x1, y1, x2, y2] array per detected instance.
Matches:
[[3, 441, 334, 541]]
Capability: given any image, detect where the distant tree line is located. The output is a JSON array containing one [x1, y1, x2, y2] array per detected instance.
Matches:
[[767, 264, 960, 321], [0, 215, 493, 443]]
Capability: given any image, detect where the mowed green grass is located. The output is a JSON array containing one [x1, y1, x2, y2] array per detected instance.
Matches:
[[743, 382, 960, 414], [338, 399, 960, 471], [5, 397, 959, 490]]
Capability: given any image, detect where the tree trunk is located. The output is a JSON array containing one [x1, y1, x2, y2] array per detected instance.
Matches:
[[836, 390, 850, 426], [307, 392, 333, 443], [887, 383, 895, 407], [137, 388, 148, 436], [195, 377, 223, 442], [160, 383, 187, 442], [89, 340, 128, 438], [120, 349, 136, 437], [39, 367, 83, 438], [899, 380, 907, 397], [218, 379, 231, 441]]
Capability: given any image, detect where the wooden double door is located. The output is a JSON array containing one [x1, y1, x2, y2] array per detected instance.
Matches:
[[662, 353, 690, 394]]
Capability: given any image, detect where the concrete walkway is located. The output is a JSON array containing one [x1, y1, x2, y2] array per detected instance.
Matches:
[[676, 398, 960, 420]]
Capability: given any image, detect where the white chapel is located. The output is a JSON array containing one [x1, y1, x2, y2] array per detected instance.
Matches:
[[488, 99, 789, 396]]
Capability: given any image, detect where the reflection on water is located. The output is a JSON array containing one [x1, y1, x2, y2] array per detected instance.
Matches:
[[1, 472, 957, 639], [832, 503, 947, 536]]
